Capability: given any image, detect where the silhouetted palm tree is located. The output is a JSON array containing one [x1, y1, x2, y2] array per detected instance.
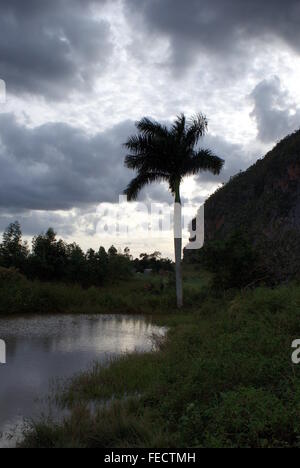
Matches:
[[124, 114, 224, 308]]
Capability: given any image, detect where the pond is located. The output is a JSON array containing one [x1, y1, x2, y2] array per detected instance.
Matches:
[[0, 314, 166, 448]]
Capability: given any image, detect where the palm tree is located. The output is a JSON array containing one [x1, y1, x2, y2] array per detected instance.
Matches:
[[124, 113, 224, 308]]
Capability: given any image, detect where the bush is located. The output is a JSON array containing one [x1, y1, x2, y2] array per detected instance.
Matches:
[[201, 387, 298, 448], [0, 266, 25, 284], [200, 231, 262, 290]]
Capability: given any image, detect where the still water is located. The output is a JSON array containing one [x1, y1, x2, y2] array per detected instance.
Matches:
[[0, 314, 166, 447]]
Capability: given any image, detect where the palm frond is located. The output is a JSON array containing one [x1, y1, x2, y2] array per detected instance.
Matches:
[[186, 113, 208, 147], [123, 112, 224, 199], [124, 133, 173, 173], [124, 134, 153, 154], [124, 172, 168, 201], [124, 153, 147, 170], [136, 117, 169, 139], [172, 114, 186, 139], [185, 149, 224, 176]]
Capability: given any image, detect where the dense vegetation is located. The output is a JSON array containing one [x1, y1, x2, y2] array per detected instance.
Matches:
[[0, 222, 173, 290], [0, 267, 181, 316], [185, 129, 300, 283], [20, 272, 300, 448], [189, 230, 259, 290]]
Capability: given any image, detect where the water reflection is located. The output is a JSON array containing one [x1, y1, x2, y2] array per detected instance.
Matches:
[[0, 314, 166, 447]]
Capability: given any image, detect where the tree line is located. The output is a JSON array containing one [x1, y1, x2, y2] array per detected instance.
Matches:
[[0, 222, 173, 287]]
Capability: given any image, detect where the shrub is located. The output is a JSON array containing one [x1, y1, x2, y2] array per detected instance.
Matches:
[[200, 231, 261, 290], [202, 387, 298, 448], [0, 266, 25, 284]]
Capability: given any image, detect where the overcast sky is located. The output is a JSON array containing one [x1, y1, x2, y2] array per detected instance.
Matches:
[[0, 0, 300, 257]]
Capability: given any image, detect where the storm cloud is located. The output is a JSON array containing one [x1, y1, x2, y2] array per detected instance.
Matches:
[[0, 114, 172, 214], [0, 114, 133, 210], [250, 76, 300, 143], [0, 1, 300, 255], [125, 0, 300, 71], [0, 0, 113, 98]]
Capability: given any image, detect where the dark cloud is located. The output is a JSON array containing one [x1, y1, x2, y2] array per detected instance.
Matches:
[[0, 114, 172, 214], [0, 114, 134, 210], [0, 0, 113, 98], [125, 0, 300, 71], [250, 76, 300, 143], [194, 134, 257, 188], [0, 210, 77, 238]]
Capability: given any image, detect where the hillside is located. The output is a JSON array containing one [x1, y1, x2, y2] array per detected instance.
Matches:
[[186, 129, 300, 282]]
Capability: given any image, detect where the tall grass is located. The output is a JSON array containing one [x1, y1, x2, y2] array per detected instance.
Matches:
[[21, 283, 300, 448], [0, 266, 211, 316]]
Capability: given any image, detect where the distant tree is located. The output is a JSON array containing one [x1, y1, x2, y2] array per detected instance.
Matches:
[[106, 246, 131, 281], [98, 247, 108, 261], [85, 247, 107, 286], [134, 251, 173, 273], [30, 228, 67, 281], [124, 114, 224, 307], [65, 243, 86, 284], [0, 221, 29, 270], [108, 245, 118, 257], [0, 221, 171, 287], [124, 247, 133, 260]]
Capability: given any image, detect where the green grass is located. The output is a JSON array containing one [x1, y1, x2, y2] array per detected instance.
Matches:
[[0, 266, 211, 316], [20, 282, 300, 448]]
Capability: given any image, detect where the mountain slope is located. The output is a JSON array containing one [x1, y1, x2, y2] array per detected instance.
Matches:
[[186, 129, 300, 281]]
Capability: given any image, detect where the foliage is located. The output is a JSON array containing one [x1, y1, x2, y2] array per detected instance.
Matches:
[[124, 114, 224, 200], [187, 128, 300, 283], [0, 221, 29, 270], [20, 281, 300, 448], [0, 266, 25, 283], [0, 265, 200, 315], [124, 113, 224, 308], [133, 251, 173, 273], [199, 230, 261, 290], [0, 222, 175, 287]]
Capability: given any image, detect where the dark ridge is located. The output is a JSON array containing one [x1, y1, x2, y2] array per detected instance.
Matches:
[[185, 128, 300, 282]]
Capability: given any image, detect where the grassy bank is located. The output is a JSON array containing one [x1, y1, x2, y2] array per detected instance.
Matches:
[[21, 282, 300, 448], [0, 266, 211, 316]]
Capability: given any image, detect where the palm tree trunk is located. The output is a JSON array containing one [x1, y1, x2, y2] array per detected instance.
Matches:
[[174, 183, 183, 308]]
